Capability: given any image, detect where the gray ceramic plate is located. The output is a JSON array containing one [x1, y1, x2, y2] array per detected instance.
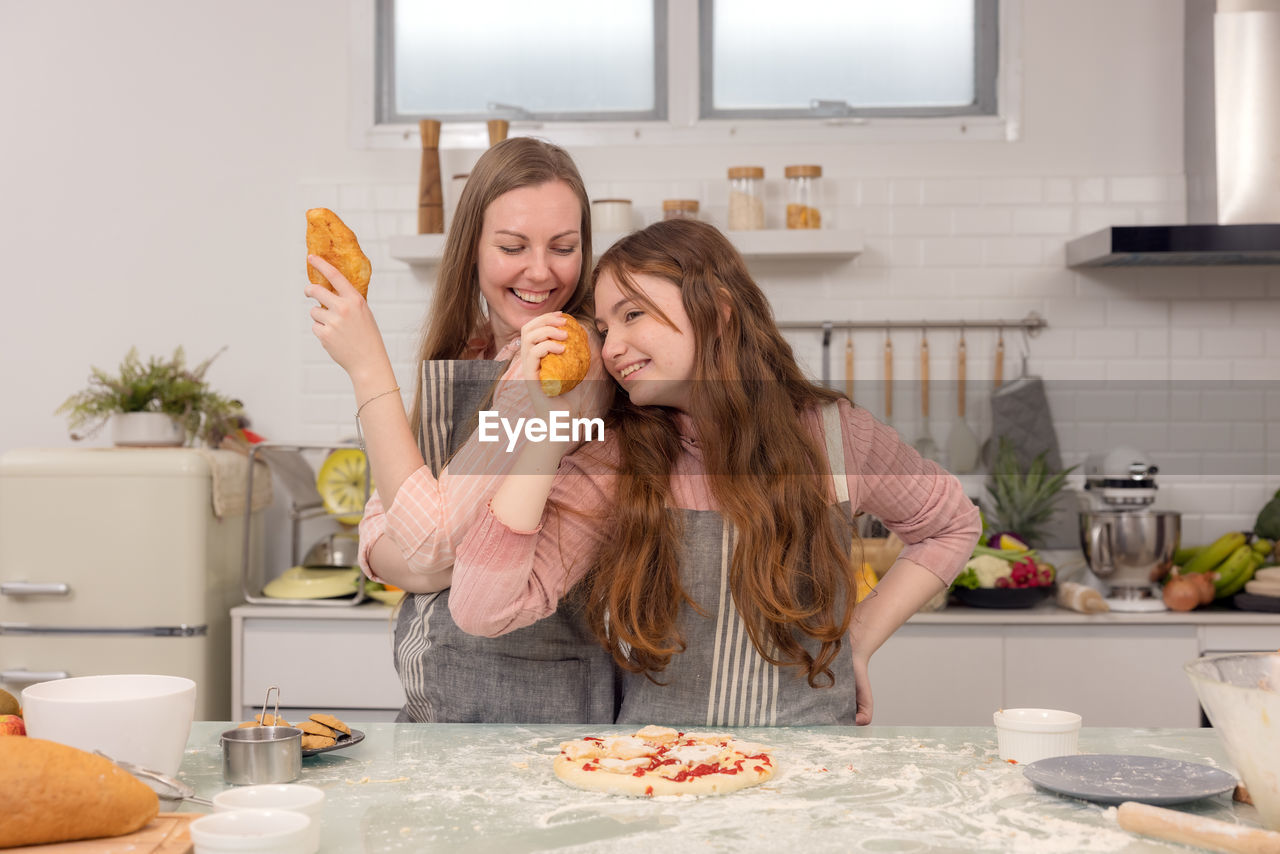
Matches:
[[1023, 754, 1236, 805], [302, 727, 365, 757]]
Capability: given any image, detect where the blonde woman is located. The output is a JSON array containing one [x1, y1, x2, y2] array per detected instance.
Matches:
[[304, 137, 615, 723]]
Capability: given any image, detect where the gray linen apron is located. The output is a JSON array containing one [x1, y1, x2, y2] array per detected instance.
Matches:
[[616, 403, 858, 726], [393, 358, 619, 723]]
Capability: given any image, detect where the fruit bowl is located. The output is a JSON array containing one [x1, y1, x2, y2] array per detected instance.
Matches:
[[953, 585, 1055, 609], [1185, 652, 1280, 829]]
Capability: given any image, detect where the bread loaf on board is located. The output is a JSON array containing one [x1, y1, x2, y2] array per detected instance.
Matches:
[[0, 737, 159, 848]]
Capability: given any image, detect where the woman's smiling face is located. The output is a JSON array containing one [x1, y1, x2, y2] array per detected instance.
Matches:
[[477, 180, 582, 345], [593, 270, 697, 411]]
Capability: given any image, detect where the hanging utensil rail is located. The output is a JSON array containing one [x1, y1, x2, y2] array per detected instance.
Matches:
[[778, 311, 1047, 337]]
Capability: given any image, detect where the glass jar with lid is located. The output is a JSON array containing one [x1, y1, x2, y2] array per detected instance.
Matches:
[[662, 199, 700, 221], [784, 164, 823, 229], [727, 166, 765, 230]]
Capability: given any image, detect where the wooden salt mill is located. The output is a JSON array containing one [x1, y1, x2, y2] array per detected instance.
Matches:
[[417, 119, 443, 234], [487, 119, 509, 147]]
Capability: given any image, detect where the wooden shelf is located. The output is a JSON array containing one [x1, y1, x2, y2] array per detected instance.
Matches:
[[388, 228, 862, 266]]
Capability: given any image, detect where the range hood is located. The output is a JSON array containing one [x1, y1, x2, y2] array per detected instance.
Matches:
[[1067, 0, 1280, 267]]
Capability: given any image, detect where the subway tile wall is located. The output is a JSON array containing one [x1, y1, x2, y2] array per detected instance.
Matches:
[[298, 172, 1280, 544]]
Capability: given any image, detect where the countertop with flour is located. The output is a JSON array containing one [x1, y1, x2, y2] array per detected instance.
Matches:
[[174, 722, 1261, 852]]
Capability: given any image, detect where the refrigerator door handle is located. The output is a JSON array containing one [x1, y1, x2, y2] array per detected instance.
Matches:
[[1, 668, 69, 685], [0, 624, 207, 637], [1, 581, 71, 596]]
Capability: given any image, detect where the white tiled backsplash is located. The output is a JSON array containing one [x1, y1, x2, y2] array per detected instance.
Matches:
[[298, 172, 1280, 544]]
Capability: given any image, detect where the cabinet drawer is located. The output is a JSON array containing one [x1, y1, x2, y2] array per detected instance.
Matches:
[[240, 617, 404, 712]]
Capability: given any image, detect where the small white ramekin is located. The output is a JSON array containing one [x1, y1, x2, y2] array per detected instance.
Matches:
[[190, 808, 315, 854], [212, 784, 324, 852], [993, 707, 1082, 764]]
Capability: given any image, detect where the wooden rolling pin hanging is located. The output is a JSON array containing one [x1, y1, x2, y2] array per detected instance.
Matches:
[[845, 333, 854, 399], [994, 328, 1005, 389], [487, 119, 509, 147], [883, 332, 893, 425], [417, 119, 443, 234]]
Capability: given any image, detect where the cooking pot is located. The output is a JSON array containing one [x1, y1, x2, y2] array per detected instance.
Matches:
[[302, 532, 359, 569]]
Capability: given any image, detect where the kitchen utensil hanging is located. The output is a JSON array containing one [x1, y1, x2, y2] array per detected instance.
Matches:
[[844, 333, 854, 399], [883, 333, 893, 425], [912, 332, 938, 460], [946, 328, 980, 472]]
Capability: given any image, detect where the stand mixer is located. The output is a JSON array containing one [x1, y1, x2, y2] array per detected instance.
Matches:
[[1079, 447, 1181, 612]]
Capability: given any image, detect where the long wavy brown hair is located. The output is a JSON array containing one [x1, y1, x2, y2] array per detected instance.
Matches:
[[409, 137, 593, 441], [586, 219, 857, 687]]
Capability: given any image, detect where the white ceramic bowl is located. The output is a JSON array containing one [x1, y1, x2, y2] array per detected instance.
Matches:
[[190, 809, 314, 854], [1186, 652, 1280, 829], [993, 707, 1082, 764], [214, 784, 324, 851], [21, 674, 196, 777]]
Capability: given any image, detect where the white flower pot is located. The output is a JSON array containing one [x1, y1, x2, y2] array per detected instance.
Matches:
[[111, 412, 186, 447]]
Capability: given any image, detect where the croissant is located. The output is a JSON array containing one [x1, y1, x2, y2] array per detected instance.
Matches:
[[539, 316, 591, 397], [306, 208, 372, 298]]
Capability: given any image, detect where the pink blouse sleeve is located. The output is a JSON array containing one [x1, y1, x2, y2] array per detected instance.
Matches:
[[841, 400, 981, 585], [448, 446, 618, 637], [354, 358, 561, 589]]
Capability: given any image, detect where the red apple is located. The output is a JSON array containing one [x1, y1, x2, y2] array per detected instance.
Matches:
[[0, 714, 26, 736]]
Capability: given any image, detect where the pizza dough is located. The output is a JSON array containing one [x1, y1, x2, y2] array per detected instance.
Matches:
[[306, 207, 372, 298], [538, 315, 590, 397], [554, 725, 775, 797]]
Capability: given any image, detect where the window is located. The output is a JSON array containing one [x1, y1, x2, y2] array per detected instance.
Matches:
[[377, 0, 666, 123], [369, 0, 1004, 141], [702, 0, 997, 119]]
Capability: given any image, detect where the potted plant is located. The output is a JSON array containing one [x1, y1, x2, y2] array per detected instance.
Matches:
[[57, 347, 246, 447]]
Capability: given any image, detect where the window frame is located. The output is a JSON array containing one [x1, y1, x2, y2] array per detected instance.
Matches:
[[352, 0, 1020, 150], [698, 0, 999, 120], [374, 0, 669, 125]]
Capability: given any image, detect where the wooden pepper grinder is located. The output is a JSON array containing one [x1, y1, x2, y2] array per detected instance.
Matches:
[[417, 119, 443, 234], [487, 119, 509, 147]]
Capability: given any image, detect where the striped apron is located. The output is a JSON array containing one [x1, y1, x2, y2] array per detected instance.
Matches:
[[616, 403, 857, 726], [392, 358, 619, 724]]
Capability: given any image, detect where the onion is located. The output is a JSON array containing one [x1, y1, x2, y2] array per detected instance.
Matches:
[[1162, 575, 1201, 611]]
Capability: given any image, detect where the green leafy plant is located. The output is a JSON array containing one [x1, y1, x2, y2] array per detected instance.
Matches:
[[56, 347, 245, 447], [984, 437, 1077, 549]]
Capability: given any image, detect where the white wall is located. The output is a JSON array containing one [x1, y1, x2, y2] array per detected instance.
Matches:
[[3, 0, 1278, 554]]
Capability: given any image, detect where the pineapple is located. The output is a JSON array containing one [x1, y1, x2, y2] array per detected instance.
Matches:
[[984, 438, 1076, 549]]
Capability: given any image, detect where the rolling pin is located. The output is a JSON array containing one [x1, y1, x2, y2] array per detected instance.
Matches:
[[417, 119, 443, 234], [1117, 801, 1280, 853]]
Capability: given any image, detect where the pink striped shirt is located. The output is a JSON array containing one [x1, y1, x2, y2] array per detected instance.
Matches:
[[449, 399, 982, 637], [357, 342, 528, 591]]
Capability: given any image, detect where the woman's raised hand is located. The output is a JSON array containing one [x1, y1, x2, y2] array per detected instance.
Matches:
[[305, 254, 388, 378], [517, 313, 612, 424]]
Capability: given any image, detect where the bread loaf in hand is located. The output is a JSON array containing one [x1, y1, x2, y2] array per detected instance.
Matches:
[[306, 207, 372, 298], [0, 737, 159, 848], [538, 315, 591, 397]]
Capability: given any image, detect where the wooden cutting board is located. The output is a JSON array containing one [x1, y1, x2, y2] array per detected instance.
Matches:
[[7, 813, 195, 853]]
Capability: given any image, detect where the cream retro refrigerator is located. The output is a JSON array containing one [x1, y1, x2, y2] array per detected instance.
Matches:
[[0, 447, 264, 719]]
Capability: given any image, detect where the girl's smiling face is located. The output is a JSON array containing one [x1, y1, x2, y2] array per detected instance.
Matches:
[[593, 270, 697, 410], [477, 180, 582, 345]]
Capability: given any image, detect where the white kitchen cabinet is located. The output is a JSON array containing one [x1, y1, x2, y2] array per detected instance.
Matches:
[[870, 609, 1274, 728], [231, 605, 405, 722]]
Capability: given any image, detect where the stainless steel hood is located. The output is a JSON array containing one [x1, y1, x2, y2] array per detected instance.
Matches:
[[1067, 0, 1280, 267]]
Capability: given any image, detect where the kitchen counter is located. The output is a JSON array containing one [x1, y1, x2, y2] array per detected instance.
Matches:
[[911, 601, 1280, 625], [173, 722, 1264, 852]]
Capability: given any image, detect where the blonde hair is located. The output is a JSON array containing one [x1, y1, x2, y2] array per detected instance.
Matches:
[[586, 219, 856, 687], [409, 137, 592, 440]]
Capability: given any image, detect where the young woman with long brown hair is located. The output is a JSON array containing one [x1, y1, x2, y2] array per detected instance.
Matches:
[[304, 136, 616, 723], [449, 218, 980, 726]]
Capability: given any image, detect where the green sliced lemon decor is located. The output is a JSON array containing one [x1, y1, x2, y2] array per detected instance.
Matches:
[[317, 449, 372, 525]]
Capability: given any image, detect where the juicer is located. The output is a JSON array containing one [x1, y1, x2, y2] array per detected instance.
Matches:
[[1079, 447, 1181, 611]]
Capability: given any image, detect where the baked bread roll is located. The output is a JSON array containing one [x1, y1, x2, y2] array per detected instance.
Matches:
[[538, 316, 591, 397], [0, 737, 159, 848], [306, 208, 372, 298]]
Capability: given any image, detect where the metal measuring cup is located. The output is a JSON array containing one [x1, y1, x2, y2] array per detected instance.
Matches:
[[220, 686, 302, 785]]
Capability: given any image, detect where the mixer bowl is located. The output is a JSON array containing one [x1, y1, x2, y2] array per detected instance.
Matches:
[[1185, 653, 1280, 829], [1079, 510, 1180, 597]]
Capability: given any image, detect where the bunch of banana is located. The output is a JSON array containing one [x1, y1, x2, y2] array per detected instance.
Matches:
[[1176, 532, 1274, 599]]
